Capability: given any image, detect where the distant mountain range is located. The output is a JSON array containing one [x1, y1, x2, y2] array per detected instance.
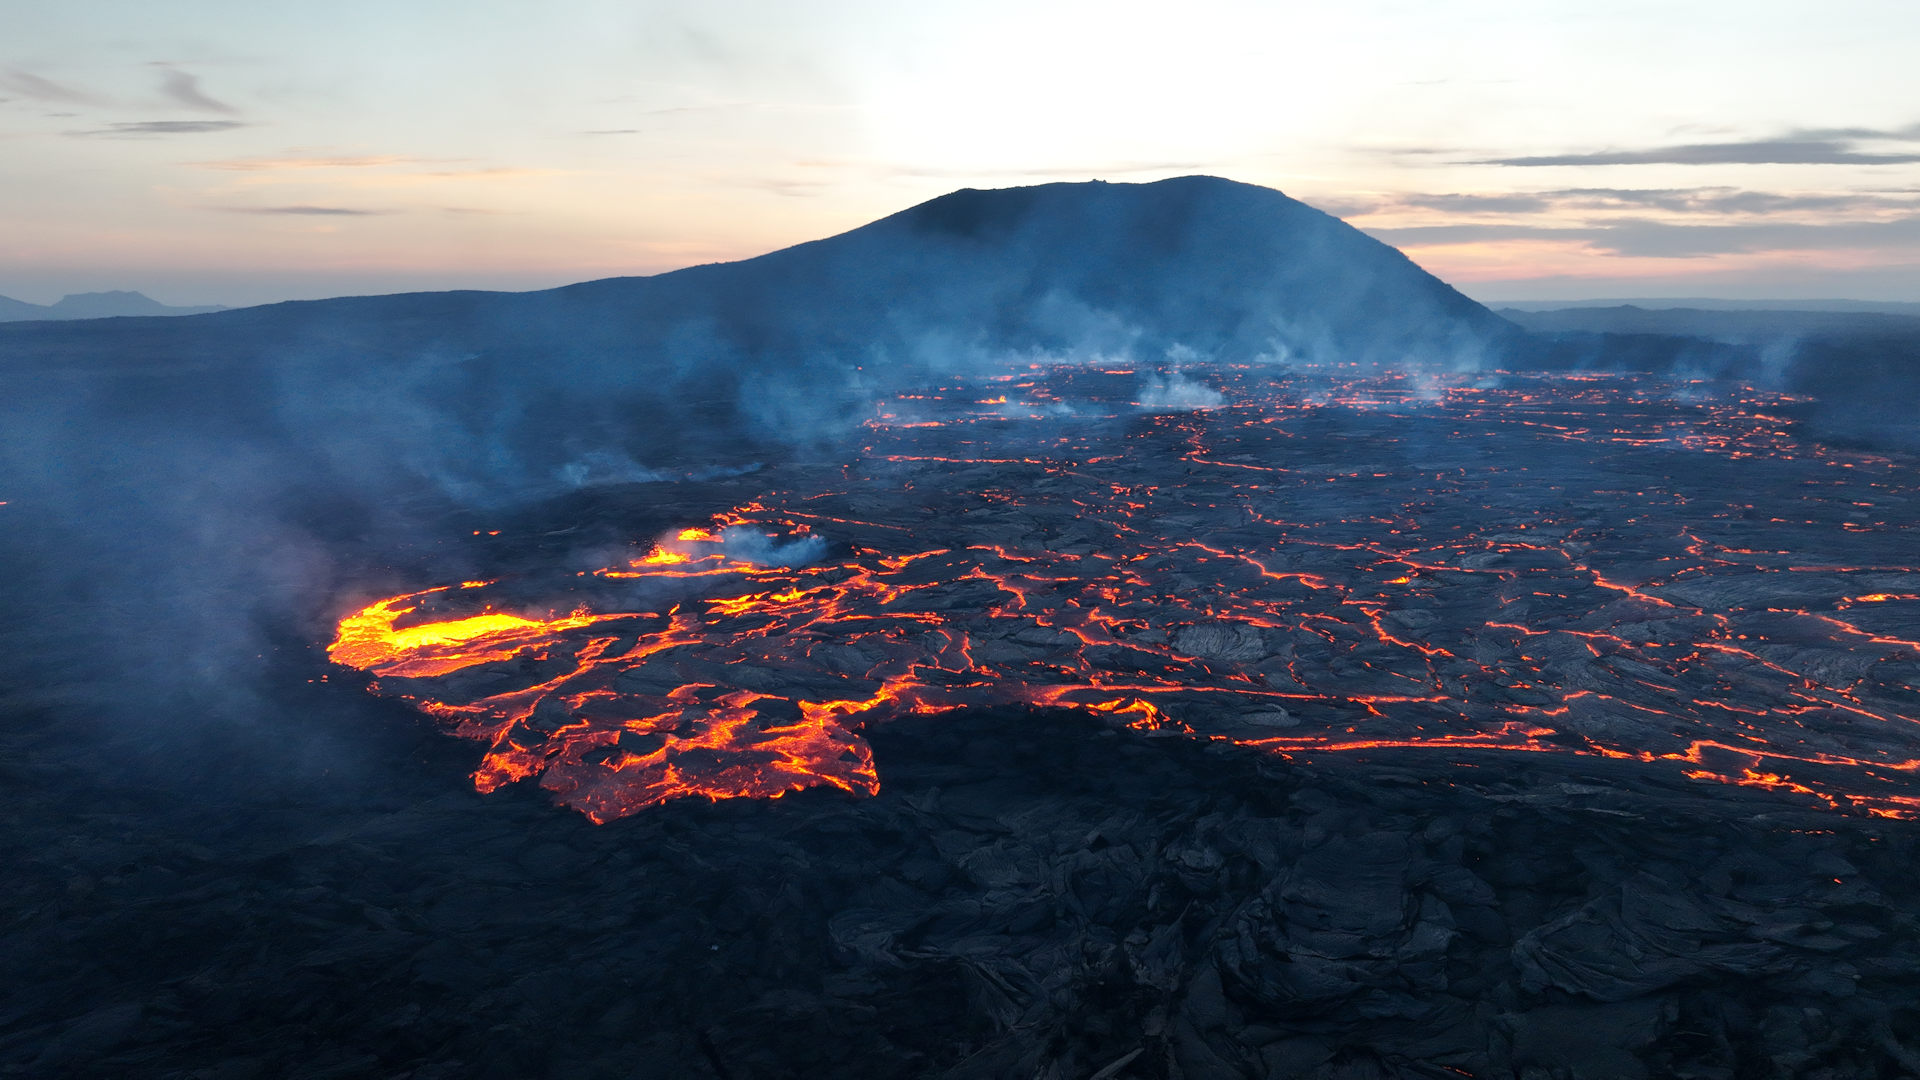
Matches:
[[0, 290, 227, 322]]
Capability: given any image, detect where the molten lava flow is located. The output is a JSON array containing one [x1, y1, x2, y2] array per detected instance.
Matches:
[[331, 365, 1920, 821], [330, 584, 623, 679]]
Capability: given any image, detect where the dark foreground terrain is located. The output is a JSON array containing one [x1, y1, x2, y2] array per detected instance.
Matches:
[[5, 702, 1917, 1080]]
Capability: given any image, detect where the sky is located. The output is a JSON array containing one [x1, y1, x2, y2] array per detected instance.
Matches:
[[3, 0, 1919, 307]]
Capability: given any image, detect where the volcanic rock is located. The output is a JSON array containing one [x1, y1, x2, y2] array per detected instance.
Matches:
[[1172, 623, 1268, 662]]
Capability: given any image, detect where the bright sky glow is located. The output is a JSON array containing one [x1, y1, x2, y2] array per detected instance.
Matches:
[[4, 0, 1918, 305]]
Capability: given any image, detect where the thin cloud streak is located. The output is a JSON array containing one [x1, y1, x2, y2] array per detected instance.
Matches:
[[1479, 125, 1920, 167], [1367, 216, 1920, 259], [221, 205, 386, 216], [0, 68, 103, 106], [1488, 142, 1920, 167], [69, 120, 248, 137], [1792, 123, 1920, 141], [1545, 188, 1918, 214], [1398, 193, 1554, 213], [1342, 187, 1920, 219], [156, 67, 237, 115]]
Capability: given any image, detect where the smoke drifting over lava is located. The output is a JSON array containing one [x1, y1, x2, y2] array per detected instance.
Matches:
[[0, 178, 1506, 741], [324, 362, 1920, 824], [0, 174, 1914, 812], [2, 176, 1916, 808]]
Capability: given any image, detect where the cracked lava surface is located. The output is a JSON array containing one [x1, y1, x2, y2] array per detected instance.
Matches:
[[329, 364, 1920, 822]]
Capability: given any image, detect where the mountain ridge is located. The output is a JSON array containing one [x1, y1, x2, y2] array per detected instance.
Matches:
[[0, 290, 227, 322]]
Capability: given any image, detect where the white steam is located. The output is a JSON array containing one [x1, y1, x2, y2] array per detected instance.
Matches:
[[556, 451, 668, 488], [1136, 370, 1225, 412], [661, 525, 829, 568]]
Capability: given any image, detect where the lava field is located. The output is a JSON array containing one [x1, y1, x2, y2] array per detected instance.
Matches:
[[11, 359, 1920, 1080], [333, 362, 1920, 825]]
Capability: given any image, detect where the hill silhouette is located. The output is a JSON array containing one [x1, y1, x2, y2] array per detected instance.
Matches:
[[0, 290, 226, 322]]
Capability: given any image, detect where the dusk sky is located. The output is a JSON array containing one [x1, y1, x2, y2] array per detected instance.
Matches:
[[5, 0, 1919, 307]]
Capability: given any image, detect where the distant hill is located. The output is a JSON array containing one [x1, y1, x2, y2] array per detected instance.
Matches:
[[1489, 297, 1920, 317], [0, 294, 46, 320], [1496, 304, 1920, 340], [0, 290, 228, 322]]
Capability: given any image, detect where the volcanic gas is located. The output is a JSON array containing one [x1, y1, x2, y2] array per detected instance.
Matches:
[[330, 362, 1920, 823]]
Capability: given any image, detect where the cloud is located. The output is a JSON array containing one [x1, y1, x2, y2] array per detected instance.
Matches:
[[156, 67, 237, 115], [1791, 123, 1920, 141], [1399, 192, 1554, 213], [1480, 125, 1920, 167], [1597, 217, 1920, 258], [1489, 142, 1920, 167], [1367, 215, 1920, 259], [221, 205, 387, 216], [1548, 188, 1919, 215], [70, 120, 248, 137], [0, 68, 102, 106], [1347, 187, 1920, 221], [1365, 223, 1593, 245]]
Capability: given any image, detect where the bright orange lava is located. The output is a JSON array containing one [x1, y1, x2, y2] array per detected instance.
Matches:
[[329, 584, 620, 679], [331, 366, 1920, 822]]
